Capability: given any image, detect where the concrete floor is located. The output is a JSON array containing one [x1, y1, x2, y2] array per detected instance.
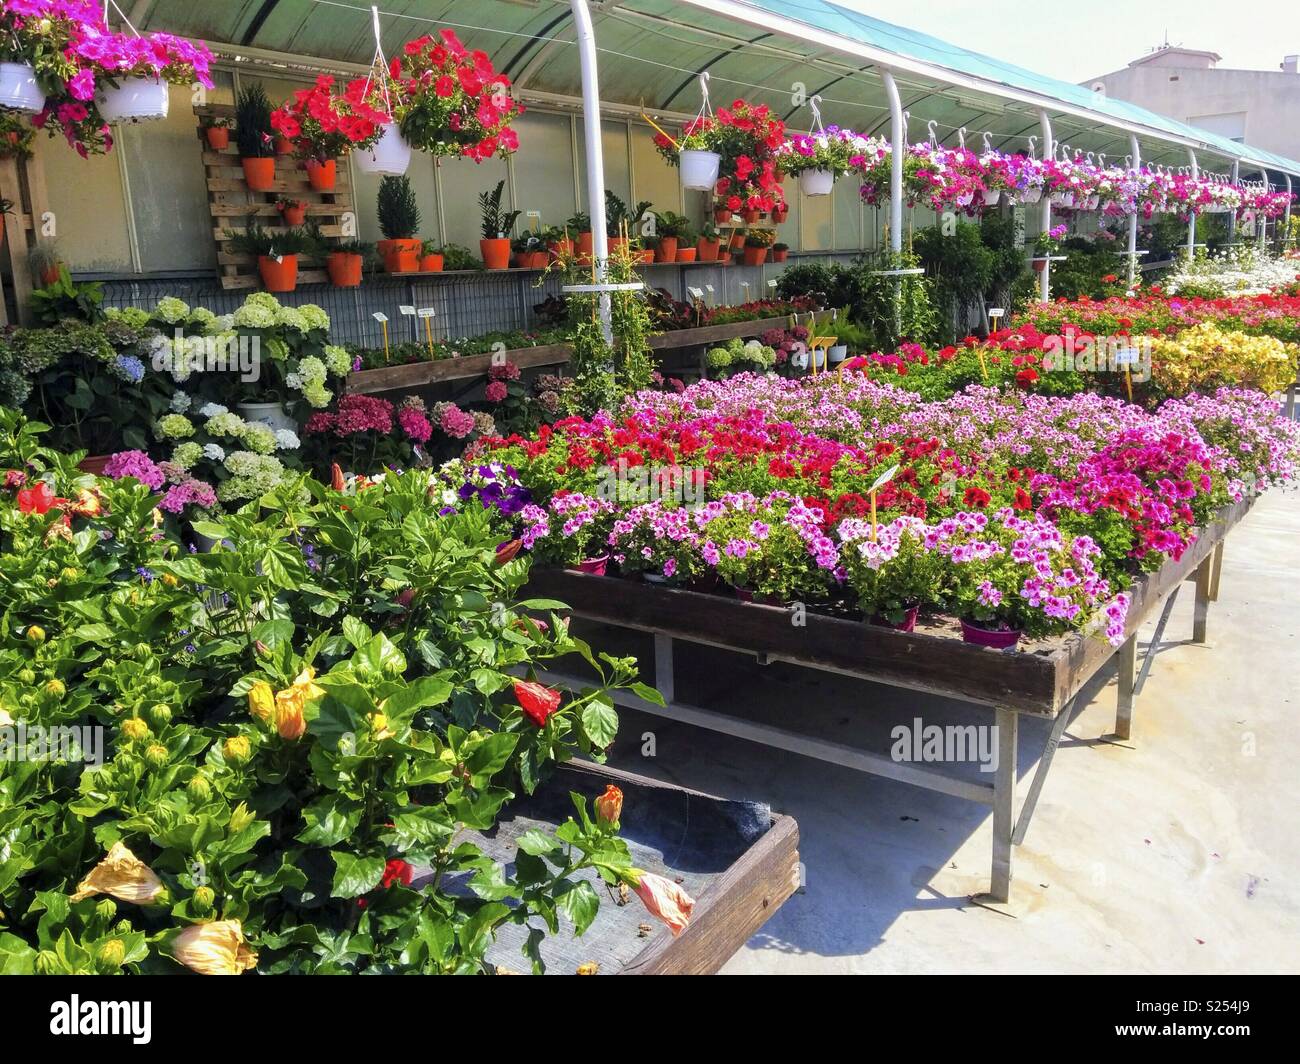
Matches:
[[598, 489, 1300, 973]]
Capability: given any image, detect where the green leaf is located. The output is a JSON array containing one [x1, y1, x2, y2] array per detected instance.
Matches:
[[629, 682, 666, 706], [297, 796, 363, 847], [381, 674, 452, 724], [556, 879, 601, 936], [514, 829, 561, 857], [330, 852, 386, 898], [580, 696, 619, 748]]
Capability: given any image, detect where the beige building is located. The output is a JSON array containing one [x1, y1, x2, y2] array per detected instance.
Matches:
[[1084, 47, 1300, 165]]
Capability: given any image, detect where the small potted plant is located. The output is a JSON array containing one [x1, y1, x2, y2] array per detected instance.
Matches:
[[675, 220, 698, 262], [771, 241, 790, 263], [1031, 224, 1067, 272], [276, 196, 307, 226], [202, 115, 231, 151], [325, 237, 370, 287], [271, 75, 384, 192], [714, 203, 735, 225], [729, 228, 747, 252], [28, 240, 62, 287], [235, 83, 277, 191], [542, 224, 573, 260], [603, 191, 652, 256], [742, 228, 774, 266], [566, 211, 592, 259], [696, 222, 721, 263], [377, 174, 422, 272], [652, 210, 691, 263], [511, 232, 542, 268], [226, 221, 308, 293], [419, 239, 444, 272], [838, 517, 945, 632], [479, 180, 519, 270]]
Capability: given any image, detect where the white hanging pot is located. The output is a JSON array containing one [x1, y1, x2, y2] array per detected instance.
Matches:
[[1085, 194, 1100, 210], [679, 149, 721, 191], [982, 188, 1001, 207], [96, 77, 170, 123], [236, 402, 297, 434], [0, 62, 45, 114], [954, 190, 974, 207], [828, 344, 848, 363], [1020, 186, 1042, 204], [799, 168, 835, 197], [355, 123, 411, 176]]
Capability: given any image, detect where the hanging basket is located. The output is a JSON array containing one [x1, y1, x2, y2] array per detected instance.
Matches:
[[0, 62, 44, 114], [799, 168, 835, 197], [355, 124, 411, 176], [679, 149, 721, 191], [982, 188, 1002, 207], [97, 78, 170, 123]]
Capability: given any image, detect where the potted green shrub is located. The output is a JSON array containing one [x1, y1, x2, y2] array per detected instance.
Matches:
[[377, 175, 422, 273], [419, 239, 444, 273], [225, 220, 308, 293], [697, 221, 721, 263], [742, 228, 775, 266], [772, 241, 790, 263], [479, 180, 519, 270], [324, 237, 370, 287], [566, 211, 592, 258], [604, 191, 652, 257], [28, 240, 62, 287], [202, 115, 230, 151], [235, 83, 276, 191], [653, 210, 691, 262]]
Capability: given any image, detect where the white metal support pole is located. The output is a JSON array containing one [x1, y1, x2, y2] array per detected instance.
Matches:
[[1228, 160, 1239, 243], [881, 69, 904, 254], [570, 0, 612, 342], [1038, 110, 1053, 303], [1285, 174, 1293, 249], [1127, 134, 1140, 287], [1187, 149, 1198, 255]]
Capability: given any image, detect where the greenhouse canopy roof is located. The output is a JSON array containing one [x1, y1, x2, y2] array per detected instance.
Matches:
[[129, 0, 1299, 181]]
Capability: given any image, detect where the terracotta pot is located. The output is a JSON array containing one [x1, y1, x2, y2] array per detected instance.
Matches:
[[274, 135, 294, 156], [529, 250, 549, 268], [696, 238, 720, 262], [653, 236, 678, 263], [675, 247, 697, 262], [305, 158, 336, 191], [607, 236, 628, 256], [205, 126, 229, 151], [375, 239, 397, 260], [742, 246, 768, 266], [576, 231, 593, 256], [385, 250, 420, 274], [729, 232, 746, 250], [548, 238, 573, 259], [719, 251, 732, 265], [419, 252, 444, 272], [39, 265, 61, 286], [1032, 260, 1047, 273], [742, 209, 760, 223], [513, 251, 530, 268], [572, 555, 609, 576], [772, 248, 788, 262], [77, 454, 112, 476], [639, 249, 654, 264], [713, 207, 733, 224], [771, 206, 789, 223], [241, 156, 276, 191], [960, 619, 1022, 649], [257, 254, 298, 293], [326, 251, 363, 287], [480, 236, 511, 270], [278, 203, 306, 225]]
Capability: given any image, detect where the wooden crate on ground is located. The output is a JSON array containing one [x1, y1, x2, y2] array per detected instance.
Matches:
[[196, 104, 355, 291]]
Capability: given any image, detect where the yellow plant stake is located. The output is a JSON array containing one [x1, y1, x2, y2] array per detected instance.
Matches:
[[977, 346, 989, 383], [373, 312, 390, 362], [641, 112, 680, 150], [423, 315, 435, 360]]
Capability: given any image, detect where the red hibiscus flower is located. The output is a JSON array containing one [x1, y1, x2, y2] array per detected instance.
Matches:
[[381, 859, 414, 889], [515, 680, 562, 727]]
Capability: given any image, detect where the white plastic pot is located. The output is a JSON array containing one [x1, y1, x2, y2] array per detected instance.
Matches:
[[0, 62, 44, 114], [236, 402, 297, 434], [1020, 187, 1042, 204], [97, 77, 170, 123], [828, 344, 848, 363], [982, 188, 1001, 207], [355, 124, 412, 176], [679, 149, 720, 191], [799, 168, 835, 197], [790, 345, 810, 372]]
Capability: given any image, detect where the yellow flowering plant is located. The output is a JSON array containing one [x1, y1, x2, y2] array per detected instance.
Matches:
[[1148, 323, 1298, 399]]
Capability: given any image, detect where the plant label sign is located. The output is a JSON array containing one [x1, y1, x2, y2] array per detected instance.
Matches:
[[687, 286, 704, 300], [372, 312, 388, 323], [417, 308, 436, 319], [868, 464, 899, 494], [399, 305, 416, 316]]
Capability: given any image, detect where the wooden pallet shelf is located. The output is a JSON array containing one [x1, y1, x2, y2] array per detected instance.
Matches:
[[196, 103, 356, 291]]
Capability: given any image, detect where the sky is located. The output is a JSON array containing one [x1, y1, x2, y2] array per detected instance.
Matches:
[[835, 0, 1298, 83]]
